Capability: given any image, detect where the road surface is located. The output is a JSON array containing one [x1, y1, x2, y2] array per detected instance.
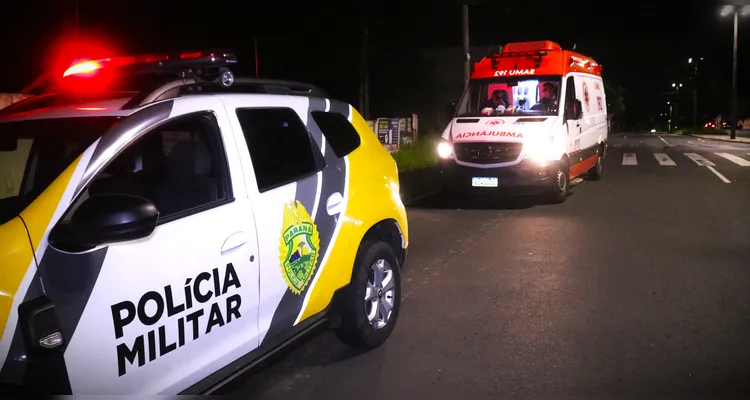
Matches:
[[223, 133, 750, 397]]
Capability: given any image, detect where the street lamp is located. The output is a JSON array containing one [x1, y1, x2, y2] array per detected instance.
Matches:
[[721, 4, 750, 139]]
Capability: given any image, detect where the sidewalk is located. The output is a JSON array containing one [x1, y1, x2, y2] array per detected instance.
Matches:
[[689, 133, 750, 144]]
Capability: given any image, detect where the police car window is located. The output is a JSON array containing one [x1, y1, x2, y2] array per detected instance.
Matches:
[[84, 112, 231, 222], [236, 107, 325, 193], [310, 111, 361, 158]]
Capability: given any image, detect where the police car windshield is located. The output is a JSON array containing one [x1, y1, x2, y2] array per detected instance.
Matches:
[[456, 76, 563, 117], [0, 116, 119, 225]]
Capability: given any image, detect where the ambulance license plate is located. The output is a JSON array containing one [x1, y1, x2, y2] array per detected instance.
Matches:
[[471, 177, 498, 187]]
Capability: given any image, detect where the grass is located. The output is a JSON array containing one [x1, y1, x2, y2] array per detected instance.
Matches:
[[390, 138, 439, 173], [674, 127, 724, 135]]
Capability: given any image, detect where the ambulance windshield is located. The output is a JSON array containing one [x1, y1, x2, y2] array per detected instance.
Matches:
[[456, 76, 562, 118]]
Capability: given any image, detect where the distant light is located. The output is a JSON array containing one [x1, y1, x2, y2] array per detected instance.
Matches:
[[679, 83, 683, 87], [721, 5, 734, 16], [651, 129, 656, 133], [688, 58, 693, 63], [672, 83, 676, 87]]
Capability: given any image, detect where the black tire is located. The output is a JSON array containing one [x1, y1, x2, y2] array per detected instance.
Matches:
[[546, 159, 570, 203], [587, 150, 604, 180], [335, 241, 402, 349]]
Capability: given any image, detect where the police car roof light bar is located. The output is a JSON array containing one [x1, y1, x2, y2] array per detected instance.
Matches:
[[62, 49, 238, 79], [120, 77, 329, 109]]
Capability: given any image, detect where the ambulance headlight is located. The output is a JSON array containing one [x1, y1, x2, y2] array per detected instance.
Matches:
[[437, 140, 453, 159], [523, 138, 556, 165]]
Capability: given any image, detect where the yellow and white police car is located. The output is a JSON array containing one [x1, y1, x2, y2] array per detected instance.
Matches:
[[0, 50, 408, 394]]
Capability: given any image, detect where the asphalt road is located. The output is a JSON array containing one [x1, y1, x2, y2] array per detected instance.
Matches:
[[225, 133, 750, 397]]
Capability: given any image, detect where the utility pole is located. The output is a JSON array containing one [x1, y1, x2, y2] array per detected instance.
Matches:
[[360, 8, 370, 120], [462, 5, 470, 87], [74, 0, 79, 36], [730, 8, 738, 139], [692, 59, 698, 131], [254, 36, 259, 78]]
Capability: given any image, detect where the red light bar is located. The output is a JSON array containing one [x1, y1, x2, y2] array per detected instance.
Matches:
[[61, 50, 236, 78], [502, 41, 562, 53], [180, 51, 203, 59], [63, 60, 105, 77]]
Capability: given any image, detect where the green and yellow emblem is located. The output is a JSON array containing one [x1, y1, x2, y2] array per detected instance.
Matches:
[[279, 200, 321, 295]]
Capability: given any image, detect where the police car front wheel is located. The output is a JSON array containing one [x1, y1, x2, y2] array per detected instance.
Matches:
[[335, 242, 402, 349]]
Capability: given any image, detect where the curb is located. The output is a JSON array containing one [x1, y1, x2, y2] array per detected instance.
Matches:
[[686, 134, 750, 144]]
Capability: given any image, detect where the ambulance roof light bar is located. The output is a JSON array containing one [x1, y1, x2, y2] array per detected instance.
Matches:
[[501, 40, 562, 53]]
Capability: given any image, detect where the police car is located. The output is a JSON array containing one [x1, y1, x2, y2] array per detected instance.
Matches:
[[0, 50, 409, 394]]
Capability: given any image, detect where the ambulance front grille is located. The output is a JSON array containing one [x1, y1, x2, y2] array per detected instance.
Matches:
[[454, 142, 523, 164]]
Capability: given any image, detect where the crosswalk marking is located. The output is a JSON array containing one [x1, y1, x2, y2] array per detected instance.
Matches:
[[622, 153, 637, 165], [653, 153, 676, 166], [707, 166, 731, 183], [715, 152, 750, 166], [684, 153, 715, 166]]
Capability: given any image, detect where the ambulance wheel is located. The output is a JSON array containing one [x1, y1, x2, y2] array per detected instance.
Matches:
[[335, 241, 402, 349], [546, 160, 569, 203], [587, 150, 604, 180]]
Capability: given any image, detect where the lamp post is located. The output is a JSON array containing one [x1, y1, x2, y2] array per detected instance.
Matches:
[[667, 101, 674, 132], [721, 5, 750, 139], [688, 57, 703, 130]]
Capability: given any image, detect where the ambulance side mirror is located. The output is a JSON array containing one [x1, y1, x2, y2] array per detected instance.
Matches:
[[446, 102, 456, 119]]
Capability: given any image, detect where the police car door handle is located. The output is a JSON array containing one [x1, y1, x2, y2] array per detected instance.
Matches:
[[326, 192, 344, 216], [221, 231, 249, 254]]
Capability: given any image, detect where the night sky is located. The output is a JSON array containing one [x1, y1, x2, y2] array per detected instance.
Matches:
[[1, 1, 747, 132]]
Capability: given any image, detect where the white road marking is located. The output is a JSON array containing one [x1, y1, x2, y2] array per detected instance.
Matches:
[[623, 135, 628, 139], [697, 138, 707, 143], [622, 153, 637, 165], [715, 152, 750, 166], [659, 136, 671, 145], [707, 166, 731, 183], [688, 140, 694, 144], [653, 153, 676, 166], [684, 153, 715, 166]]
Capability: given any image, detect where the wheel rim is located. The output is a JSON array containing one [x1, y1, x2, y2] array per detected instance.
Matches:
[[556, 168, 567, 192], [364, 259, 396, 330]]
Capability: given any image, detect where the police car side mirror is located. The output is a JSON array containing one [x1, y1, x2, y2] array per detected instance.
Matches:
[[50, 193, 159, 252]]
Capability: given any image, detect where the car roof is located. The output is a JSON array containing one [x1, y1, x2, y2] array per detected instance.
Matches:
[[0, 95, 138, 122], [0, 78, 332, 124]]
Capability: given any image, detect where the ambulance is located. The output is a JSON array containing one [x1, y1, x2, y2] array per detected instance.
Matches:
[[438, 40, 608, 202]]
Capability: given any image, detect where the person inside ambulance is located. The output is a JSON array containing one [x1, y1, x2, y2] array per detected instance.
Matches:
[[481, 89, 510, 115], [531, 82, 559, 113]]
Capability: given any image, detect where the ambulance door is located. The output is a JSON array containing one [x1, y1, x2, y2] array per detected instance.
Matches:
[[40, 100, 260, 394], [564, 75, 584, 153], [577, 75, 598, 151], [592, 78, 608, 144]]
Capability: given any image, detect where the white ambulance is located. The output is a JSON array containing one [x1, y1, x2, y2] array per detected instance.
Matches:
[[438, 40, 609, 202]]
